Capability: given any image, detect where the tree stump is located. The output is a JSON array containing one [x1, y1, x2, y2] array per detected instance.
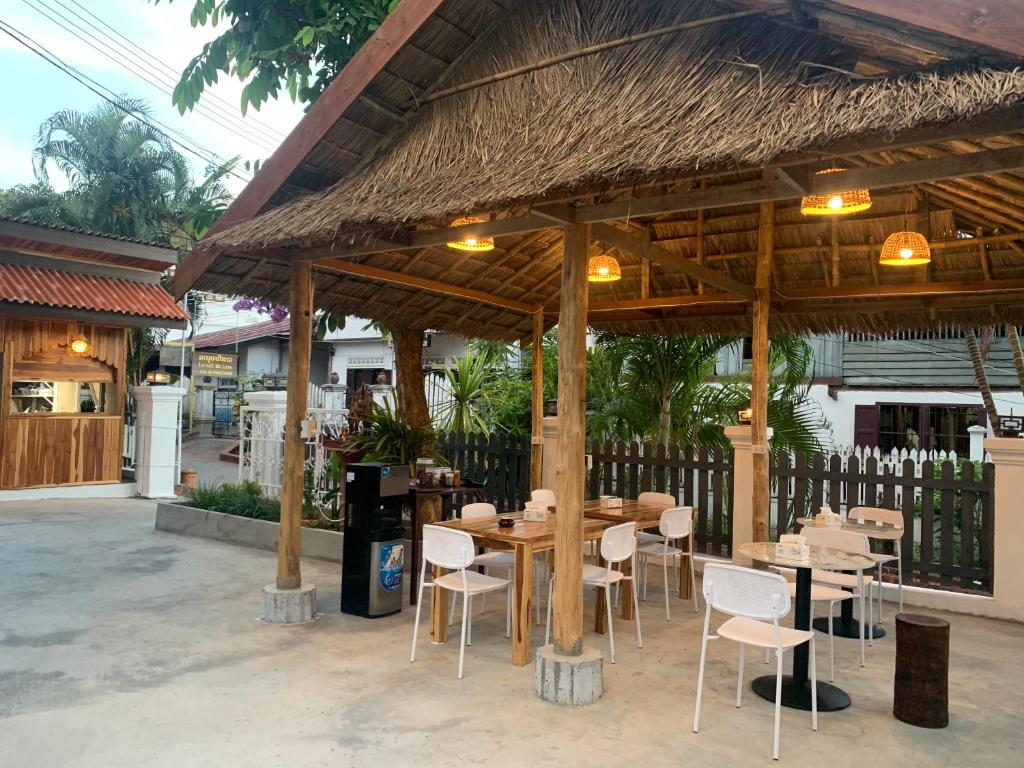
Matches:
[[893, 613, 949, 728]]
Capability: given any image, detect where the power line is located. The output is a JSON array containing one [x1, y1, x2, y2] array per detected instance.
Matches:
[[18, 0, 281, 155], [0, 18, 253, 184], [61, 0, 289, 142]]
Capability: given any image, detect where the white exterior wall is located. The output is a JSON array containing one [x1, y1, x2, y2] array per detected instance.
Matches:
[[810, 384, 1024, 450], [243, 341, 283, 376]]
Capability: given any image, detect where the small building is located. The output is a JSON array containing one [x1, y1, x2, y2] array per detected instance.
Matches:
[[0, 216, 187, 493]]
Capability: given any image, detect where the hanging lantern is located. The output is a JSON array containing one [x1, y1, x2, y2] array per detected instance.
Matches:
[[67, 336, 91, 358], [587, 254, 622, 282], [800, 168, 872, 216], [879, 231, 931, 266], [446, 215, 494, 252]]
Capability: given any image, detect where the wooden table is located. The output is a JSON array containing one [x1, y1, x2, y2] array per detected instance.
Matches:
[[582, 500, 695, 631], [433, 512, 612, 666], [737, 542, 877, 712]]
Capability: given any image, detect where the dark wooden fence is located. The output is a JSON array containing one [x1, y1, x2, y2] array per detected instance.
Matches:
[[587, 441, 734, 558], [436, 431, 531, 513], [773, 452, 995, 594]]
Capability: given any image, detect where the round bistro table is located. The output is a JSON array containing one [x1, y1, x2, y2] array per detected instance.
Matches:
[[737, 541, 877, 712], [796, 517, 903, 640]]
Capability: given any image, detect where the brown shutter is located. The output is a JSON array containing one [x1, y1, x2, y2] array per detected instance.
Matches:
[[854, 404, 879, 448]]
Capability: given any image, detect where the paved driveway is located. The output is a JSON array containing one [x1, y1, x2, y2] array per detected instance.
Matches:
[[1, 498, 1022, 767]]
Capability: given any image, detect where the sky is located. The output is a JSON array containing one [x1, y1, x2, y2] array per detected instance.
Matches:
[[0, 0, 305, 194]]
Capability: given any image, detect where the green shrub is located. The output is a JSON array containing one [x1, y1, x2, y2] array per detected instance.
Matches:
[[186, 481, 280, 522]]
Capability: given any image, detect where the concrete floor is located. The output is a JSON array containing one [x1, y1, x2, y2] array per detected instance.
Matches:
[[180, 437, 240, 487], [1, 499, 1022, 768]]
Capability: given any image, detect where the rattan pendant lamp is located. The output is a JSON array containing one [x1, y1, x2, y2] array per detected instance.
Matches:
[[446, 215, 495, 252], [587, 253, 621, 282], [801, 167, 872, 216], [879, 195, 931, 267]]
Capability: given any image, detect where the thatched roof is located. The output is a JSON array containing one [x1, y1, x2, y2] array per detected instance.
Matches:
[[182, 0, 1024, 341]]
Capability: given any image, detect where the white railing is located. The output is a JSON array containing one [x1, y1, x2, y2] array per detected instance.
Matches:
[[122, 421, 136, 471], [238, 406, 349, 512]]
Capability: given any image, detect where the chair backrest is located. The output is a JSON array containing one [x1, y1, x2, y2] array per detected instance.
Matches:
[[802, 525, 870, 555], [849, 506, 903, 528], [702, 563, 791, 620], [660, 506, 693, 539], [638, 491, 675, 510], [600, 521, 637, 563], [422, 525, 477, 570], [531, 489, 556, 508], [461, 502, 496, 520]]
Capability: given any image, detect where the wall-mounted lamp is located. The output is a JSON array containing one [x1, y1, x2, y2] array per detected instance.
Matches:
[[67, 336, 91, 358], [146, 371, 171, 384]]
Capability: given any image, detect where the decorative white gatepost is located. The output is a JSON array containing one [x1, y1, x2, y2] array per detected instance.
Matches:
[[983, 437, 1024, 621], [132, 385, 186, 498], [725, 424, 772, 557], [369, 382, 394, 408], [968, 424, 987, 462]]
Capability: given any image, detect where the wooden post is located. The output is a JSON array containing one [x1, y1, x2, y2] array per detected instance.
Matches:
[[553, 224, 589, 657], [751, 188, 773, 544], [530, 308, 545, 491], [696, 181, 707, 294], [276, 261, 314, 590]]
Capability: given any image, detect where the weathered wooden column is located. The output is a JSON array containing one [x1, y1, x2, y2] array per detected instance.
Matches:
[[530, 308, 545, 490], [535, 224, 602, 706], [751, 193, 774, 544], [262, 261, 317, 623]]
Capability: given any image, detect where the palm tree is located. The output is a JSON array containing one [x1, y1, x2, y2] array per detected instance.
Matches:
[[31, 98, 234, 244], [966, 327, 1000, 432]]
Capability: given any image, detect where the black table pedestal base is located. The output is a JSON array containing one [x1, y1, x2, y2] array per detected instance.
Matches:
[[813, 616, 885, 640], [752, 675, 851, 712]]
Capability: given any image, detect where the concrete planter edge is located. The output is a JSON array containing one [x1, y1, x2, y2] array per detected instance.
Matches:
[[154, 502, 343, 563]]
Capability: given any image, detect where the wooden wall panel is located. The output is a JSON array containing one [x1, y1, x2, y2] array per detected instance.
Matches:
[[0, 416, 122, 488]]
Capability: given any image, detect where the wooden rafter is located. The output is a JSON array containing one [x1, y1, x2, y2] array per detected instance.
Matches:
[[315, 257, 538, 314]]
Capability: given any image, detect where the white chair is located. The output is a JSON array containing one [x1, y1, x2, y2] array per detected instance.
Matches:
[[545, 521, 642, 663], [769, 571, 851, 683], [410, 525, 512, 679], [531, 488, 556, 508], [637, 506, 698, 619], [693, 563, 818, 761], [848, 506, 903, 620], [636, 491, 675, 545], [801, 526, 874, 667], [531, 490, 557, 619], [447, 503, 515, 624]]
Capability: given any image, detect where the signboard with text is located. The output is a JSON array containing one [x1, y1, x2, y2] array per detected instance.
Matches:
[[193, 351, 238, 378], [159, 344, 191, 368]]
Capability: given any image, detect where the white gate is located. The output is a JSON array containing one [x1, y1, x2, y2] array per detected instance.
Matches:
[[238, 406, 349, 514]]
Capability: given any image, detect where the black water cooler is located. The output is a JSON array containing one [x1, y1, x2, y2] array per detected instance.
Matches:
[[340, 462, 408, 617]]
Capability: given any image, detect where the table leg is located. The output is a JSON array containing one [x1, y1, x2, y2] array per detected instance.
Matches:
[[812, 571, 885, 639], [752, 566, 850, 711], [429, 564, 448, 644], [679, 535, 693, 601], [594, 551, 608, 635], [620, 552, 635, 620], [512, 543, 533, 666]]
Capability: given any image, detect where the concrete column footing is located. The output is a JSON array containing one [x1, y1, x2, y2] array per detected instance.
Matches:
[[261, 583, 317, 623], [534, 644, 603, 706]]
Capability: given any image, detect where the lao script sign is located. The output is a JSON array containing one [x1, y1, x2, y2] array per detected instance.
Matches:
[[194, 351, 238, 378]]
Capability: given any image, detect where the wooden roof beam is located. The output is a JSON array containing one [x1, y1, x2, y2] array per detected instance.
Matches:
[[314, 257, 538, 314], [810, 147, 1024, 194], [590, 222, 755, 299], [830, 1, 1024, 58]]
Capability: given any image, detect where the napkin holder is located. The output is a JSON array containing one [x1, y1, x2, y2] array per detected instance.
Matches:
[[523, 501, 549, 522], [777, 534, 809, 561], [815, 508, 842, 527], [599, 495, 623, 509]]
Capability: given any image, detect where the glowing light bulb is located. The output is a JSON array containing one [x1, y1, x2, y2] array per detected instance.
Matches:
[[598, 267, 609, 276], [464, 238, 477, 247], [827, 195, 844, 210], [899, 247, 914, 259]]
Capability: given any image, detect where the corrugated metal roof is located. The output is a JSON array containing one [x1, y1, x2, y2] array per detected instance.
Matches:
[[0, 215, 174, 249], [0, 263, 189, 322], [189, 318, 291, 349]]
